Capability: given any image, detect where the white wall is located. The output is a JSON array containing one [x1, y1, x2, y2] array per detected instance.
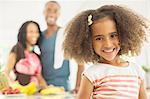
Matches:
[[0, 0, 150, 89]]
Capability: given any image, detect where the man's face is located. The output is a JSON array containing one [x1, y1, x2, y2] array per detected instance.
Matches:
[[44, 2, 60, 26]]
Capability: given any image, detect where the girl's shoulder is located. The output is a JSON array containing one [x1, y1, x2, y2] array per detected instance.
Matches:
[[129, 61, 144, 71], [83, 63, 110, 76], [83, 63, 121, 84], [85, 63, 105, 71], [85, 63, 116, 69], [129, 61, 145, 80]]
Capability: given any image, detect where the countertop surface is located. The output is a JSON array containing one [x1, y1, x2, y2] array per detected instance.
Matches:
[[0, 90, 150, 99], [0, 92, 76, 99]]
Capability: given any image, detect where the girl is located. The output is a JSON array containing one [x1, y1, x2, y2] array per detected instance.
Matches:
[[4, 21, 47, 89], [63, 5, 149, 99]]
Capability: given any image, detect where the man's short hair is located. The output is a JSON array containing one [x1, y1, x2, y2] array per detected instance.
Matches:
[[45, 0, 61, 8]]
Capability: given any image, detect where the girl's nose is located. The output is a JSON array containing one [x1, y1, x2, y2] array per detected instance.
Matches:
[[104, 38, 112, 47]]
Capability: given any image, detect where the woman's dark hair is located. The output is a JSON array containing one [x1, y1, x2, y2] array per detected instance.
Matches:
[[63, 5, 149, 64]]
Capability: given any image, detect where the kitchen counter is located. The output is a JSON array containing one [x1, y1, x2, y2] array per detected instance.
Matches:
[[0, 90, 150, 99], [0, 93, 76, 99]]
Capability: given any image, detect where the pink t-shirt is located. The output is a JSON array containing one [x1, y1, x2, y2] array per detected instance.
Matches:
[[15, 51, 41, 85], [83, 62, 145, 99]]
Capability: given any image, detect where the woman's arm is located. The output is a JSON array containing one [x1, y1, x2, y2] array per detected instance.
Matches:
[[139, 80, 148, 99], [76, 75, 93, 99], [4, 52, 16, 83], [36, 73, 48, 89]]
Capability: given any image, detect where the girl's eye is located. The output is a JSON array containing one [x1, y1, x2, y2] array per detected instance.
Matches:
[[110, 33, 118, 38], [96, 37, 103, 41]]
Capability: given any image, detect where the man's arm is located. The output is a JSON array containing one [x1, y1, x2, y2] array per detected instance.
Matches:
[[73, 64, 84, 93], [139, 80, 148, 99]]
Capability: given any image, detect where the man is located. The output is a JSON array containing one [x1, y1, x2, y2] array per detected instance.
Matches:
[[39, 1, 84, 92]]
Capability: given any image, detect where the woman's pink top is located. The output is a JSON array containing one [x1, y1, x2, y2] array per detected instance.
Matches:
[[15, 51, 41, 85]]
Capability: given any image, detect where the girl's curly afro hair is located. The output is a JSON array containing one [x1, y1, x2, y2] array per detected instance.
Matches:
[[63, 5, 149, 64]]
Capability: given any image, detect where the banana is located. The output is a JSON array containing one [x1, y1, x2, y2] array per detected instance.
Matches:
[[11, 81, 37, 95], [26, 82, 37, 95], [40, 86, 65, 95]]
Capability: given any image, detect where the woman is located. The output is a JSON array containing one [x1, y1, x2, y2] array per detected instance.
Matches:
[[4, 21, 47, 89]]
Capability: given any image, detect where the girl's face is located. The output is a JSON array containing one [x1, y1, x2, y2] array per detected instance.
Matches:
[[26, 23, 40, 46], [91, 17, 120, 62]]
